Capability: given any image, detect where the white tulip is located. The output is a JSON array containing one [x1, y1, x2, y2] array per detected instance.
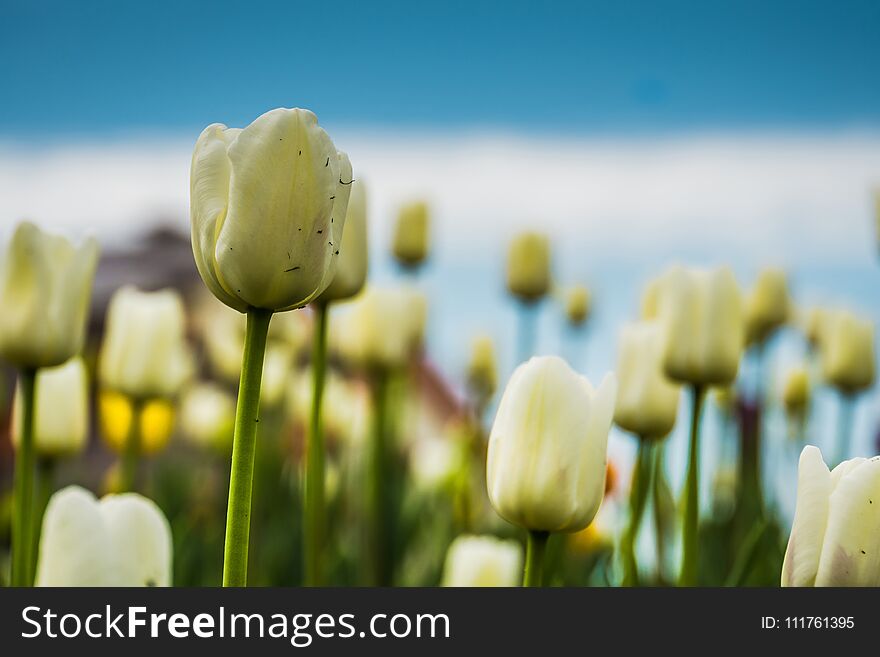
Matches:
[[744, 267, 790, 344], [0, 221, 99, 369], [441, 535, 523, 587], [190, 107, 352, 313], [392, 200, 429, 268], [614, 321, 681, 439], [782, 446, 880, 586], [12, 357, 89, 457], [99, 287, 192, 399], [486, 356, 616, 533], [656, 265, 744, 386], [819, 310, 875, 394], [318, 179, 368, 302], [36, 485, 172, 586], [179, 382, 235, 451]]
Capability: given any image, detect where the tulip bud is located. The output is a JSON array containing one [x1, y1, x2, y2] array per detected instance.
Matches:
[[179, 383, 235, 452], [506, 232, 551, 303], [190, 107, 352, 312], [11, 357, 89, 457], [466, 333, 498, 406], [614, 322, 681, 439], [99, 391, 175, 456], [441, 535, 523, 587], [486, 356, 616, 533], [782, 366, 810, 418], [803, 306, 830, 349], [99, 287, 192, 399], [656, 265, 745, 386], [0, 222, 99, 369], [35, 485, 172, 586], [392, 200, 430, 268], [318, 180, 369, 302], [640, 276, 663, 320], [712, 385, 737, 415], [745, 268, 790, 345], [564, 284, 591, 327], [331, 286, 426, 370], [819, 310, 875, 394], [782, 446, 880, 586]]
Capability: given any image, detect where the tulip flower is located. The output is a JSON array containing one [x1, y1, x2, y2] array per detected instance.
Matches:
[[35, 486, 172, 586], [653, 264, 743, 585], [803, 306, 830, 350], [564, 284, 591, 328], [305, 180, 369, 585], [465, 333, 498, 417], [99, 391, 175, 457], [410, 437, 461, 491], [179, 383, 236, 453], [613, 321, 681, 585], [506, 232, 551, 363], [190, 107, 352, 587], [782, 446, 880, 587], [782, 366, 810, 439], [487, 356, 616, 585], [392, 200, 430, 270], [12, 357, 89, 458], [0, 221, 99, 588], [818, 309, 875, 464], [441, 535, 523, 587], [99, 286, 191, 491], [744, 268, 790, 346]]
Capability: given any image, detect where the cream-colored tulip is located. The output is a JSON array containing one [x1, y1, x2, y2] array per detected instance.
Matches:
[[441, 535, 523, 587], [614, 322, 681, 439], [466, 333, 498, 403], [99, 287, 192, 399], [803, 306, 830, 348], [12, 357, 89, 457], [35, 485, 172, 586], [0, 222, 99, 369], [657, 265, 744, 386], [331, 286, 427, 370], [318, 179, 368, 302], [782, 446, 880, 587], [190, 107, 352, 312], [819, 310, 875, 394], [640, 276, 663, 320], [506, 232, 551, 303], [487, 356, 616, 532], [392, 200, 429, 268], [179, 383, 235, 452], [410, 437, 460, 490], [260, 342, 292, 408], [783, 366, 810, 417], [745, 268, 790, 344], [564, 284, 591, 327]]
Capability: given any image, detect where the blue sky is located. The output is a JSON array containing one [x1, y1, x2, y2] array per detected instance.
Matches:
[[2, 0, 880, 137]]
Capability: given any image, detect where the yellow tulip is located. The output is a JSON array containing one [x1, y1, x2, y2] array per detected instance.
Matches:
[[99, 391, 175, 456], [819, 310, 875, 394], [0, 221, 99, 369], [190, 107, 352, 312], [506, 232, 551, 303], [564, 284, 591, 327], [392, 200, 430, 268], [466, 333, 498, 404], [782, 366, 810, 417]]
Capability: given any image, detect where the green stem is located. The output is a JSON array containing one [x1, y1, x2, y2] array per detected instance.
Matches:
[[367, 369, 391, 586], [652, 444, 670, 583], [120, 397, 144, 492], [835, 393, 854, 467], [679, 384, 705, 587], [31, 456, 56, 584], [222, 307, 273, 587], [522, 530, 550, 587], [11, 367, 37, 587], [622, 438, 654, 586], [304, 300, 329, 586]]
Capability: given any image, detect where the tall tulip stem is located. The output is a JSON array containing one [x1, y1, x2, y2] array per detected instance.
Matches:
[[679, 384, 705, 587], [367, 369, 391, 586], [622, 438, 654, 586], [120, 397, 144, 492], [523, 530, 550, 587], [11, 367, 37, 587], [222, 307, 272, 587], [304, 300, 329, 586], [835, 393, 855, 467]]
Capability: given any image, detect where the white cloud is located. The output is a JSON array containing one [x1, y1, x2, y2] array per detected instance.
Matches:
[[1, 130, 879, 266]]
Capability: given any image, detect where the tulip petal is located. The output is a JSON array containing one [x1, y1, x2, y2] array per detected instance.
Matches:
[[100, 494, 173, 586], [814, 456, 880, 586], [781, 445, 831, 586]]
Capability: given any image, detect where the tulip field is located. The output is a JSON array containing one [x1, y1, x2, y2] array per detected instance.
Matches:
[[0, 103, 877, 590]]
